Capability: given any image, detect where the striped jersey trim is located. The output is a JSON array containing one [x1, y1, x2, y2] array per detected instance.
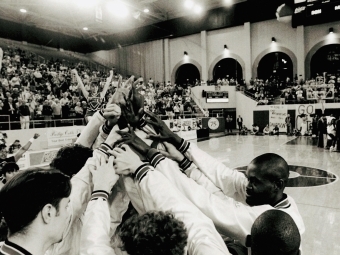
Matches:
[[91, 190, 109, 201], [99, 109, 104, 117], [179, 157, 193, 172], [0, 240, 32, 255], [274, 194, 291, 209], [97, 143, 112, 157], [177, 139, 190, 154], [138, 114, 147, 129], [102, 121, 113, 134], [134, 163, 152, 183], [149, 152, 165, 168]]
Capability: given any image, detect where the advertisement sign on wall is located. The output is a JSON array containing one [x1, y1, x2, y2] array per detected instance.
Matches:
[[47, 127, 84, 147]]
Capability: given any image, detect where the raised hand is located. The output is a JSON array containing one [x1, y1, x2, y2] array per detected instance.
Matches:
[[121, 98, 144, 128], [114, 125, 150, 155], [103, 103, 121, 127], [110, 145, 144, 175], [90, 156, 119, 193], [144, 111, 182, 146], [33, 133, 40, 139]]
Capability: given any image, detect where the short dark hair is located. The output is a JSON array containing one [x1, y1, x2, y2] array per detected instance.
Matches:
[[50, 144, 93, 176], [250, 153, 289, 183], [251, 210, 300, 255], [118, 211, 188, 255], [0, 144, 6, 151], [1, 162, 19, 175], [0, 169, 71, 236]]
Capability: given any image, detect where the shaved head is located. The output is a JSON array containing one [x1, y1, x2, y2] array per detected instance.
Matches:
[[251, 210, 300, 255]]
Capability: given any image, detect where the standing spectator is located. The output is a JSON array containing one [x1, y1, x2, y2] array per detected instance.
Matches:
[[226, 115, 233, 134], [3, 97, 17, 129], [285, 114, 292, 136], [317, 116, 326, 148], [42, 100, 53, 127], [237, 115, 243, 131], [18, 100, 30, 129], [52, 99, 62, 127], [60, 93, 69, 119]]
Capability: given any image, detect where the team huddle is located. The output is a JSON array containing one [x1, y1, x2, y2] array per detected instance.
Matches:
[[0, 79, 305, 255]]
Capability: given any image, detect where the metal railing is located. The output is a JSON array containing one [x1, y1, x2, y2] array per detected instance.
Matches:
[[0, 118, 85, 130]]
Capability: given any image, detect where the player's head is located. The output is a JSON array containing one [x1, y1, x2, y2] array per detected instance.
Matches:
[[50, 144, 93, 177], [1, 162, 19, 182], [118, 211, 188, 255], [0, 144, 7, 160], [246, 153, 289, 206], [251, 210, 300, 255], [0, 169, 71, 243]]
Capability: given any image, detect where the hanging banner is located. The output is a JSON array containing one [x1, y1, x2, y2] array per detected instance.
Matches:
[[269, 105, 287, 132]]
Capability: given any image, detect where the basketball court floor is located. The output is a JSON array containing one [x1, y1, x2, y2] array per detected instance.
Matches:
[[192, 134, 339, 255]]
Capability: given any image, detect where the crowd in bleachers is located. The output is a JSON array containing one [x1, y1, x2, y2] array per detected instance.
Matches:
[[0, 45, 201, 130]]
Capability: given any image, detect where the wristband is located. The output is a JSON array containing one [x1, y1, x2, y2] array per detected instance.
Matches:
[[29, 138, 34, 143]]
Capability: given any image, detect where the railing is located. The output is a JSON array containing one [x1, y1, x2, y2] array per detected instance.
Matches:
[[190, 92, 205, 114], [0, 118, 85, 130], [156, 113, 205, 120]]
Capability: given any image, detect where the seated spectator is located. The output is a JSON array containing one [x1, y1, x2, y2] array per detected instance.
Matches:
[[0, 169, 71, 254], [271, 125, 280, 135], [8, 139, 21, 154], [251, 210, 301, 255], [240, 125, 248, 135], [251, 124, 259, 135], [263, 124, 270, 135]]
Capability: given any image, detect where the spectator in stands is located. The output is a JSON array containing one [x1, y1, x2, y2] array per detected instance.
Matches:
[[74, 102, 84, 125], [0, 170, 71, 255], [0, 133, 39, 164], [18, 100, 30, 129], [52, 99, 62, 126], [0, 162, 19, 190], [42, 100, 53, 127], [3, 97, 17, 124], [60, 93, 70, 119], [8, 139, 21, 154], [251, 210, 301, 255]]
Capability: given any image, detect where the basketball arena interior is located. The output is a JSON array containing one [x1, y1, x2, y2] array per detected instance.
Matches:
[[0, 0, 340, 254]]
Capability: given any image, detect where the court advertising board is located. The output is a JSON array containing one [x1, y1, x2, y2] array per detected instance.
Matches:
[[47, 126, 84, 147]]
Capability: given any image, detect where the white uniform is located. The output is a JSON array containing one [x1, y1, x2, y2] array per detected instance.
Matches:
[[146, 141, 305, 247], [81, 166, 231, 255]]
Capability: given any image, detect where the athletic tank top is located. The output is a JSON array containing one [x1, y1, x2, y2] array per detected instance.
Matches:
[[86, 92, 106, 116]]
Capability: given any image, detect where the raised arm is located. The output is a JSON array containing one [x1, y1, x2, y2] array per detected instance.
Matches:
[[111, 145, 231, 255], [72, 69, 89, 99], [100, 70, 113, 98], [14, 133, 40, 162], [81, 157, 119, 255]]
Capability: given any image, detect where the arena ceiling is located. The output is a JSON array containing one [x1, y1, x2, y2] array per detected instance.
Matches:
[[0, 0, 292, 53]]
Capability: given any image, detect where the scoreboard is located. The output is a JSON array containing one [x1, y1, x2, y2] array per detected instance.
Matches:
[[292, 0, 340, 27], [205, 91, 229, 103]]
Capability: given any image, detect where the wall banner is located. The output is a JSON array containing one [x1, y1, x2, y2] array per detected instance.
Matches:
[[269, 105, 287, 132]]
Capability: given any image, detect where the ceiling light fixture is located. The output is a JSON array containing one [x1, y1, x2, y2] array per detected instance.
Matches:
[[83, 27, 88, 31], [20, 9, 27, 13], [143, 8, 149, 13], [107, 1, 129, 18], [184, 0, 194, 9], [194, 5, 202, 14]]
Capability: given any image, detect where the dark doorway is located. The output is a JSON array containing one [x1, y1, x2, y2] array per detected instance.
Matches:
[[213, 58, 243, 83], [310, 44, 340, 78], [257, 52, 293, 81], [175, 64, 200, 86]]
